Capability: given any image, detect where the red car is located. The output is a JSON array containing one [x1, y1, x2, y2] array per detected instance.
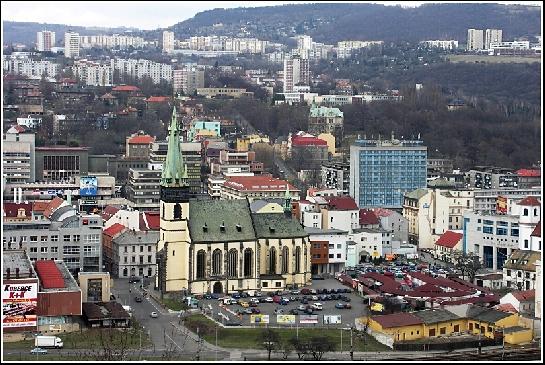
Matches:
[[273, 295, 281, 303], [300, 288, 311, 295]]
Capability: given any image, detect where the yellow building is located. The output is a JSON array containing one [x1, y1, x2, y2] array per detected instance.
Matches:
[[236, 134, 270, 152], [317, 132, 337, 156], [157, 108, 311, 295]]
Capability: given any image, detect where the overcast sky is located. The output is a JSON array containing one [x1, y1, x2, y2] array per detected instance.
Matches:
[[1, 1, 541, 30]]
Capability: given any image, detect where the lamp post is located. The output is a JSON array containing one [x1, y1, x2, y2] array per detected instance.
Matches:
[[350, 326, 354, 360]]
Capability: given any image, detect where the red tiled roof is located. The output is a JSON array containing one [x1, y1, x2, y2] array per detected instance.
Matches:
[[324, 196, 358, 211], [495, 303, 518, 313], [224, 176, 299, 192], [517, 196, 541, 206], [435, 231, 463, 249], [101, 93, 117, 99], [439, 294, 500, 306], [512, 289, 535, 302], [35, 260, 65, 289], [44, 197, 65, 219], [360, 209, 380, 225], [140, 212, 160, 231], [103, 223, 127, 238], [531, 222, 540, 237], [516, 169, 540, 177], [32, 201, 49, 213], [112, 85, 140, 92], [3, 203, 32, 218], [372, 312, 422, 329], [145, 96, 170, 103], [372, 208, 394, 217], [8, 125, 27, 133], [291, 136, 328, 146], [128, 135, 155, 144], [100, 205, 120, 221]]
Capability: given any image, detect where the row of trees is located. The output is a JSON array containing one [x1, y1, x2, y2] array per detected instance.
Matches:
[[259, 328, 335, 361]]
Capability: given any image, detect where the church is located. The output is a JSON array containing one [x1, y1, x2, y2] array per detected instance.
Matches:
[[157, 108, 311, 295]]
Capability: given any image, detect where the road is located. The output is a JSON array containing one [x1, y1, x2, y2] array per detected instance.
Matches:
[[274, 154, 298, 182]]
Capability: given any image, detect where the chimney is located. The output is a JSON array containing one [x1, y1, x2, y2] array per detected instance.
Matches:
[[236, 224, 242, 232], [15, 268, 20, 279], [6, 268, 10, 279]]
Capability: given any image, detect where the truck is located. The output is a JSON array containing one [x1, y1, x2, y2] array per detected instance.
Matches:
[[35, 335, 63, 349]]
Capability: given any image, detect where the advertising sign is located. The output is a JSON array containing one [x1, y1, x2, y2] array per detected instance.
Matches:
[[2, 282, 38, 328], [277, 314, 296, 324], [80, 176, 98, 197], [299, 315, 318, 324], [323, 315, 342, 324], [496, 196, 507, 215], [250, 314, 270, 324]]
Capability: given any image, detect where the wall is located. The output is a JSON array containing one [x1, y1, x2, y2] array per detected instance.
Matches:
[[37, 291, 82, 316]]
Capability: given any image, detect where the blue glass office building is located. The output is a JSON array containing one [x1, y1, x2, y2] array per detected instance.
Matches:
[[350, 138, 427, 208]]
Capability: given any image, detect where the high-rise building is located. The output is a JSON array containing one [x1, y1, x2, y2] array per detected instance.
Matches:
[[350, 136, 427, 208], [283, 54, 310, 93], [485, 29, 502, 50], [64, 31, 80, 58], [3, 127, 36, 183], [296, 35, 313, 50], [173, 66, 204, 96], [467, 29, 484, 51], [162, 31, 174, 53], [37, 31, 55, 52]]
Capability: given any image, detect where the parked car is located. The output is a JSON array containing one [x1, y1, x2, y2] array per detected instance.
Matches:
[[341, 296, 351, 302], [225, 321, 241, 326], [30, 347, 48, 355], [291, 290, 300, 295], [289, 296, 298, 301], [211, 293, 220, 299], [311, 295, 319, 301], [251, 308, 261, 314], [274, 308, 284, 314], [273, 295, 281, 303], [300, 288, 311, 295], [150, 312, 158, 318], [301, 298, 308, 304], [305, 307, 314, 314], [311, 303, 323, 311], [335, 302, 345, 309], [240, 292, 248, 298], [344, 303, 352, 309], [254, 291, 263, 297], [325, 295, 332, 301], [310, 289, 317, 294], [289, 309, 299, 315], [203, 294, 212, 299], [249, 301, 258, 307], [134, 297, 143, 302], [232, 293, 241, 299], [240, 301, 249, 308], [280, 299, 289, 306], [298, 304, 306, 311], [264, 297, 274, 303]]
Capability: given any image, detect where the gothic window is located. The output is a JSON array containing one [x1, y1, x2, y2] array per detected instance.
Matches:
[[295, 247, 301, 273], [269, 247, 277, 274], [282, 246, 289, 274], [243, 248, 253, 277], [227, 249, 238, 277], [212, 249, 222, 275], [196, 250, 206, 279], [174, 203, 182, 219]]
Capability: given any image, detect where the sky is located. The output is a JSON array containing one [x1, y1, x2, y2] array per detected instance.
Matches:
[[1, 1, 541, 30]]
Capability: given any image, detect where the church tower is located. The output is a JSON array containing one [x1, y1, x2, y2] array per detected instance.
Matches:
[[283, 183, 292, 218], [157, 107, 192, 294]]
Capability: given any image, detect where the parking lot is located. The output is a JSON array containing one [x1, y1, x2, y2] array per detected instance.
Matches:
[[194, 279, 367, 328]]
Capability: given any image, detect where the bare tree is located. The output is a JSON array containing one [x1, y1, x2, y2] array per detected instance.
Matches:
[[308, 335, 335, 361], [290, 337, 310, 360], [258, 327, 280, 361], [452, 250, 483, 282]]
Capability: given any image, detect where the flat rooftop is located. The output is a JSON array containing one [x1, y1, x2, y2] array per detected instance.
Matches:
[[3, 250, 37, 279]]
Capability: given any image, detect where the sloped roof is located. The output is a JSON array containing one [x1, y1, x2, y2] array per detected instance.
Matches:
[[309, 105, 343, 118], [405, 188, 428, 200], [145, 96, 170, 103], [516, 169, 540, 177], [531, 222, 540, 237], [435, 231, 463, 249], [466, 305, 512, 324], [360, 209, 380, 225], [32, 201, 49, 213], [224, 176, 299, 192], [291, 136, 328, 146], [103, 223, 127, 238], [503, 250, 541, 271], [35, 260, 65, 289], [112, 85, 140, 92], [7, 125, 27, 133], [372, 208, 395, 217], [495, 303, 518, 313], [428, 178, 456, 188], [252, 213, 308, 239], [249, 199, 284, 213], [128, 135, 155, 144], [324, 196, 358, 211], [140, 212, 160, 231], [100, 205, 120, 221], [517, 196, 541, 206], [188, 199, 257, 243], [372, 312, 422, 329], [44, 197, 66, 219], [512, 289, 535, 302], [3, 203, 32, 218], [82, 302, 130, 320], [412, 309, 460, 324]]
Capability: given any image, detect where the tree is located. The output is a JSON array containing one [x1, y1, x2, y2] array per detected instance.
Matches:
[[308, 335, 335, 361], [290, 336, 310, 360], [452, 250, 483, 282], [258, 328, 280, 360]]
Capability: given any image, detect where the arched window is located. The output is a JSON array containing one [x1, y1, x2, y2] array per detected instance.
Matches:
[[243, 248, 253, 277], [212, 249, 222, 275], [295, 247, 301, 273], [524, 208, 529, 216], [269, 247, 277, 274], [282, 246, 289, 274], [196, 250, 206, 279], [227, 249, 238, 277], [174, 203, 182, 219]]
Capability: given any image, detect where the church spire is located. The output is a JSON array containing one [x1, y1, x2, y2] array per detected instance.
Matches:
[[283, 183, 292, 218], [161, 106, 188, 187]]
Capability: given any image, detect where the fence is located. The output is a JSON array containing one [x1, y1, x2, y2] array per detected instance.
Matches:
[[393, 336, 501, 351]]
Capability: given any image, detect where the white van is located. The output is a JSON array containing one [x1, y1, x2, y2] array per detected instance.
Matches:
[[311, 302, 323, 311]]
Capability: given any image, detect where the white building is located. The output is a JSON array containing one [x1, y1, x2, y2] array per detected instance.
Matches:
[[473, 187, 542, 215], [162, 31, 175, 53], [2, 57, 59, 78], [73, 59, 112, 86], [80, 34, 144, 49], [16, 115, 42, 129], [535, 260, 541, 318], [421, 40, 459, 50], [112, 230, 159, 278], [3, 128, 36, 183], [111, 58, 173, 84], [283, 54, 310, 93], [64, 31, 80, 58], [296, 35, 313, 50], [467, 29, 484, 51], [485, 29, 502, 50], [37, 31, 55, 51], [335, 40, 383, 58], [173, 66, 204, 95]]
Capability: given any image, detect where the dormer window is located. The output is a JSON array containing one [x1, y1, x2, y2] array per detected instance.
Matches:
[[220, 221, 226, 232], [203, 223, 208, 232], [236, 224, 242, 232]]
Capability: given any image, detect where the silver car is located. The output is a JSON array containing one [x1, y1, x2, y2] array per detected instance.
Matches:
[[30, 347, 48, 355], [150, 311, 158, 318]]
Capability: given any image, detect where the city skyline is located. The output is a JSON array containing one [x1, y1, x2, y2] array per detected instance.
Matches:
[[2, 1, 541, 30]]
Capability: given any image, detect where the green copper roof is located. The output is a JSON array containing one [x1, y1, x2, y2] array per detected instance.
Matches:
[[309, 105, 344, 118], [405, 188, 429, 200], [252, 213, 308, 239], [161, 107, 189, 187]]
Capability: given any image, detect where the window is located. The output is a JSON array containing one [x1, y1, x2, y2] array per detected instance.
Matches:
[[40, 247, 48, 253], [30, 247, 37, 253], [524, 240, 529, 249], [148, 246, 152, 252], [30, 236, 38, 242], [269, 247, 277, 274], [212, 249, 222, 275], [496, 228, 508, 236], [337, 253, 341, 258], [41, 236, 48, 242], [534, 208, 538, 216], [63, 246, 80, 255], [244, 248, 253, 277], [262, 282, 268, 288], [132, 256, 135, 263], [329, 244, 334, 249], [329, 254, 334, 258], [140, 246, 144, 253], [63, 235, 71, 242], [506, 269, 511, 276], [124, 246, 128, 253], [73, 235, 80, 242], [295, 247, 301, 273], [124, 257, 128, 263], [440, 327, 446, 335], [227, 249, 238, 277], [132, 246, 136, 253], [282, 247, 289, 274], [523, 208, 528, 216], [173, 203, 182, 219], [51, 235, 58, 242], [483, 226, 494, 234], [337, 244, 342, 249], [51, 247, 58, 253]]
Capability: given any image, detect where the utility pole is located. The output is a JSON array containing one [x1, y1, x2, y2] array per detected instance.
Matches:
[[350, 326, 354, 360], [215, 325, 218, 361], [340, 327, 343, 353]]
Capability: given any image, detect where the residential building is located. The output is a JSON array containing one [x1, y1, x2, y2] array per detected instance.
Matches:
[[283, 54, 310, 93], [79, 34, 144, 49], [291, 135, 330, 170], [37, 31, 55, 51], [3, 57, 60, 78], [468, 167, 518, 189], [16, 115, 42, 129], [162, 31, 175, 53], [351, 137, 427, 209], [196, 87, 253, 99], [516, 169, 540, 189], [125, 133, 155, 159], [173, 66, 204, 96], [112, 230, 159, 278], [467, 29, 484, 51], [321, 162, 350, 195], [503, 250, 540, 290], [210, 150, 264, 175], [221, 175, 299, 202], [372, 208, 409, 244], [3, 128, 36, 183], [499, 290, 535, 316], [156, 114, 310, 294], [125, 167, 162, 211], [111, 58, 172, 84], [64, 31, 80, 58], [421, 40, 458, 49], [308, 104, 344, 148], [336, 40, 383, 58], [306, 228, 349, 274], [187, 119, 221, 141], [427, 158, 454, 179], [433, 230, 463, 263], [321, 196, 360, 232], [72, 59, 112, 86], [485, 29, 503, 50], [473, 188, 541, 215]]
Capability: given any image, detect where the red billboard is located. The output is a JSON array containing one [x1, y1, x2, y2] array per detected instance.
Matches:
[[496, 196, 507, 215], [3, 282, 38, 328]]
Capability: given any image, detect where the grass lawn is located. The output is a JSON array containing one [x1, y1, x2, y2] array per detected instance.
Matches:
[[160, 297, 189, 312], [3, 326, 152, 350], [184, 314, 389, 352], [2, 354, 214, 361]]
